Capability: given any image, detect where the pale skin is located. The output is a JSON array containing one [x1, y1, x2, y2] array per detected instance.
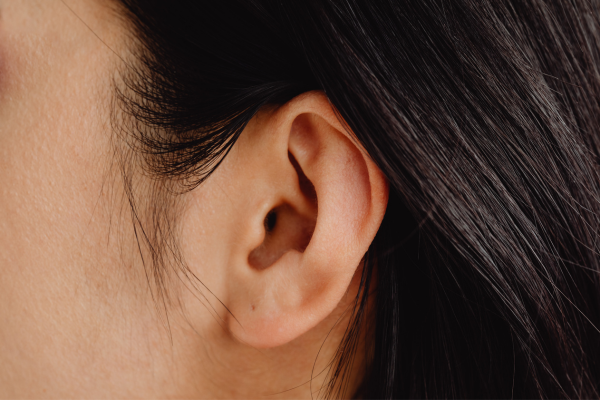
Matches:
[[0, 1, 388, 398]]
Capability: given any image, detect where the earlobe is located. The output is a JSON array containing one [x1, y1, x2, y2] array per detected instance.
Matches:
[[226, 92, 388, 348]]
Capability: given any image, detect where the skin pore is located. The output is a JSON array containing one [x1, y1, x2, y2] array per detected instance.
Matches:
[[0, 1, 387, 398]]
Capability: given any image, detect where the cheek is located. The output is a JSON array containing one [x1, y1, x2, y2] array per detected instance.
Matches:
[[178, 159, 241, 326], [0, 8, 128, 352]]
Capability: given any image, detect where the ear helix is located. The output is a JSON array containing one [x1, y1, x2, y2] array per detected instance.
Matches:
[[226, 93, 388, 349]]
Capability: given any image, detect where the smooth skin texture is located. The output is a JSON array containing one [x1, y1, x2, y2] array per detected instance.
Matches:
[[0, 1, 388, 398]]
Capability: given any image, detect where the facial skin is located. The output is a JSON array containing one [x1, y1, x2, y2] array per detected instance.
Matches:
[[0, 1, 388, 398]]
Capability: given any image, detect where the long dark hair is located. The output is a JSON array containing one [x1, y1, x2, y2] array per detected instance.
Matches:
[[114, 0, 600, 397]]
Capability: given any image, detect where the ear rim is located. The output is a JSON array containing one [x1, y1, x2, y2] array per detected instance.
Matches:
[[225, 91, 389, 349]]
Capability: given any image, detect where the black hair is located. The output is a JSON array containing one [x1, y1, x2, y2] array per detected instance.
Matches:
[[115, 0, 600, 397]]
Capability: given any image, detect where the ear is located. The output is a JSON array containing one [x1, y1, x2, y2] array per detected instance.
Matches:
[[225, 91, 388, 348]]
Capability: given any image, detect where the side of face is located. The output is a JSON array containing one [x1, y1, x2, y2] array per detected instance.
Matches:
[[0, 1, 388, 398]]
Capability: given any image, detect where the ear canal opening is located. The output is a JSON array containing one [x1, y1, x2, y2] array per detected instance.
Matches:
[[248, 153, 317, 270], [264, 210, 277, 233]]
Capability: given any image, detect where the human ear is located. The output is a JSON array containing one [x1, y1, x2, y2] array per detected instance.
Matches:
[[224, 91, 388, 348]]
